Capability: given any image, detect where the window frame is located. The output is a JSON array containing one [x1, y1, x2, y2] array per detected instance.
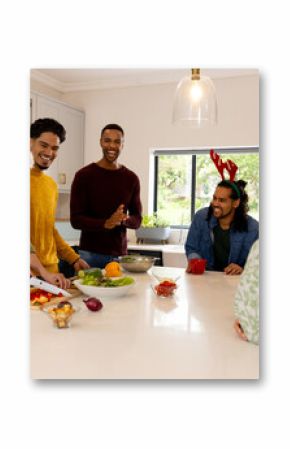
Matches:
[[151, 146, 259, 229]]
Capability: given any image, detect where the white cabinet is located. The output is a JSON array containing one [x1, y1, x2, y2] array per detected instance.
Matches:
[[31, 92, 85, 192], [127, 244, 187, 268]]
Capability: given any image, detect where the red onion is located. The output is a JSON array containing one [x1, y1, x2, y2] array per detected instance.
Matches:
[[83, 297, 103, 312]]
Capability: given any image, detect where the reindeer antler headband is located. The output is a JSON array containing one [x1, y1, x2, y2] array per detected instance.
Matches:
[[210, 149, 240, 197]]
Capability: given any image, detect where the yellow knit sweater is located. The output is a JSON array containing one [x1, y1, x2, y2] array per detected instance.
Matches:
[[30, 168, 79, 273]]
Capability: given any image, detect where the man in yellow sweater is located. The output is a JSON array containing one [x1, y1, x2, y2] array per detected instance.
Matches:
[[30, 118, 89, 288]]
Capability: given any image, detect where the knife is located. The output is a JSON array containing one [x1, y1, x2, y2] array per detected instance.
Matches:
[[30, 276, 72, 297]]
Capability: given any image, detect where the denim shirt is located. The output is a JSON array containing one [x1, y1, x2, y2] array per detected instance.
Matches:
[[185, 207, 259, 270]]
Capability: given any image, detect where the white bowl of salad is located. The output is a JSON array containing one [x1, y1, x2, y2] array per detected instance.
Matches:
[[73, 268, 135, 298]]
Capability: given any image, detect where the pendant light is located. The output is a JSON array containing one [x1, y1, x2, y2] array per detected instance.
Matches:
[[172, 68, 218, 127]]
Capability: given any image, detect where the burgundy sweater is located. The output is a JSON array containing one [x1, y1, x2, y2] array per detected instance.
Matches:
[[70, 163, 142, 256]]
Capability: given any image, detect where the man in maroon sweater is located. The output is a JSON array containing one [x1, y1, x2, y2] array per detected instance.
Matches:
[[70, 123, 142, 268]]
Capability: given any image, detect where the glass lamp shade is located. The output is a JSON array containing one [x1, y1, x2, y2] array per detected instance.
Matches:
[[172, 72, 218, 127]]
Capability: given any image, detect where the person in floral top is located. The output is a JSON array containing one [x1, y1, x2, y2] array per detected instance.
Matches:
[[234, 240, 259, 344]]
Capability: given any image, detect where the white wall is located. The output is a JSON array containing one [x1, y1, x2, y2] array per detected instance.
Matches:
[[61, 74, 259, 216], [30, 78, 63, 100], [31, 73, 259, 241]]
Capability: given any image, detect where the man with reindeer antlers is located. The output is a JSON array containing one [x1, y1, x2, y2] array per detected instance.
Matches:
[[185, 150, 259, 275]]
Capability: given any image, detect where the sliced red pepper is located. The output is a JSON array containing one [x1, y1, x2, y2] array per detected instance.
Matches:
[[30, 288, 58, 302], [159, 280, 176, 287], [155, 285, 175, 297]]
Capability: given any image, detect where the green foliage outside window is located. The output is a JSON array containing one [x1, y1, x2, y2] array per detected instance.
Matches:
[[141, 213, 170, 228], [156, 152, 259, 226]]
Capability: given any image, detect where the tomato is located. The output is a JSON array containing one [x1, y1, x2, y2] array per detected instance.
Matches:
[[155, 281, 176, 297], [159, 280, 176, 288]]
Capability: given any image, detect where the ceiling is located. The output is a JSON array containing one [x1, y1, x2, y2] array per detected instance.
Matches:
[[31, 68, 258, 93]]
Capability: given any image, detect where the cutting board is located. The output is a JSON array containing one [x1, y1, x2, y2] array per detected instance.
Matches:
[[30, 286, 81, 310]]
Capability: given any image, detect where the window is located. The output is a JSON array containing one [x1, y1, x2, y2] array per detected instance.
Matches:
[[153, 148, 259, 227]]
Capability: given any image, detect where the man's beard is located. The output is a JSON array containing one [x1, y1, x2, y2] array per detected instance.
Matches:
[[34, 162, 49, 171], [209, 204, 235, 221], [103, 149, 119, 163]]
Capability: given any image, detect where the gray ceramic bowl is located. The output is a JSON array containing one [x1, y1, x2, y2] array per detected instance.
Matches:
[[118, 255, 158, 273]]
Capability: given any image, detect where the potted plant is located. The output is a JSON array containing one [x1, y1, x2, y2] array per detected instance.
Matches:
[[135, 213, 171, 243]]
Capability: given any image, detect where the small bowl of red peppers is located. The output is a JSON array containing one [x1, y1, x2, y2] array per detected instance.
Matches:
[[152, 279, 177, 298]]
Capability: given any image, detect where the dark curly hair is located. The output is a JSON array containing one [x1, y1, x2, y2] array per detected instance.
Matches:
[[207, 179, 249, 232], [30, 118, 66, 143]]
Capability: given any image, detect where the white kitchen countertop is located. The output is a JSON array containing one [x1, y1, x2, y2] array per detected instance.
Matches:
[[127, 243, 187, 268], [128, 243, 184, 253], [65, 241, 187, 267], [30, 269, 259, 380], [66, 240, 80, 246], [65, 241, 185, 253]]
